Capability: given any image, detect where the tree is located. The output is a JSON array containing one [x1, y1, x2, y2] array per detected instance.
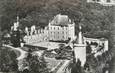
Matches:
[[0, 47, 18, 72], [66, 58, 85, 73], [0, 0, 113, 35], [24, 53, 50, 73], [0, 27, 2, 47], [110, 6, 115, 56], [0, 0, 17, 31], [11, 29, 21, 47]]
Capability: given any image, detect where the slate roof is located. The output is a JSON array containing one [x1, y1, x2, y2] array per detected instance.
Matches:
[[50, 14, 71, 26]]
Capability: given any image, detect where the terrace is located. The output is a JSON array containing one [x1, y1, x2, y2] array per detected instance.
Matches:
[[25, 41, 66, 50]]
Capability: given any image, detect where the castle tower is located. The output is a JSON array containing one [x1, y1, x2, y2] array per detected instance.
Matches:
[[78, 25, 83, 44], [16, 16, 19, 27], [11, 16, 20, 31], [73, 25, 86, 67], [11, 16, 21, 47]]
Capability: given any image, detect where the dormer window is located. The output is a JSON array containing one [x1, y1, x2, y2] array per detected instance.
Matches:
[[97, 0, 100, 2], [107, 0, 111, 2], [92, 0, 100, 2]]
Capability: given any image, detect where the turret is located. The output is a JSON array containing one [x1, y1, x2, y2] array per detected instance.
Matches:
[[73, 24, 86, 67], [16, 16, 19, 27], [11, 16, 20, 31], [78, 25, 83, 44]]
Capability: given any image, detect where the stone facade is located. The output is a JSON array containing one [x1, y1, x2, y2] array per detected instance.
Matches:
[[24, 14, 75, 43], [74, 44, 86, 67], [73, 25, 86, 67], [73, 25, 109, 66], [48, 14, 75, 41], [84, 37, 109, 52]]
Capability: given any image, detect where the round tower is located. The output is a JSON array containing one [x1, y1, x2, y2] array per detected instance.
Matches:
[[73, 25, 86, 67]]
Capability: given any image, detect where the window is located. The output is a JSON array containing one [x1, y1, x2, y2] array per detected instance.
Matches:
[[50, 27, 52, 30], [106, 0, 111, 2], [58, 27, 59, 30], [51, 32, 52, 34], [66, 32, 68, 35], [97, 0, 100, 2], [92, 0, 99, 2], [92, 0, 96, 1], [58, 32, 59, 34]]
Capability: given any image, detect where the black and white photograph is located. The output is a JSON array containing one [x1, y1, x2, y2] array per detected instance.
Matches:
[[0, 0, 115, 73]]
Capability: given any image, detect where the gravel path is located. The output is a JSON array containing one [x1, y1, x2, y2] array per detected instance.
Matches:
[[4, 45, 28, 60], [56, 60, 70, 73]]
